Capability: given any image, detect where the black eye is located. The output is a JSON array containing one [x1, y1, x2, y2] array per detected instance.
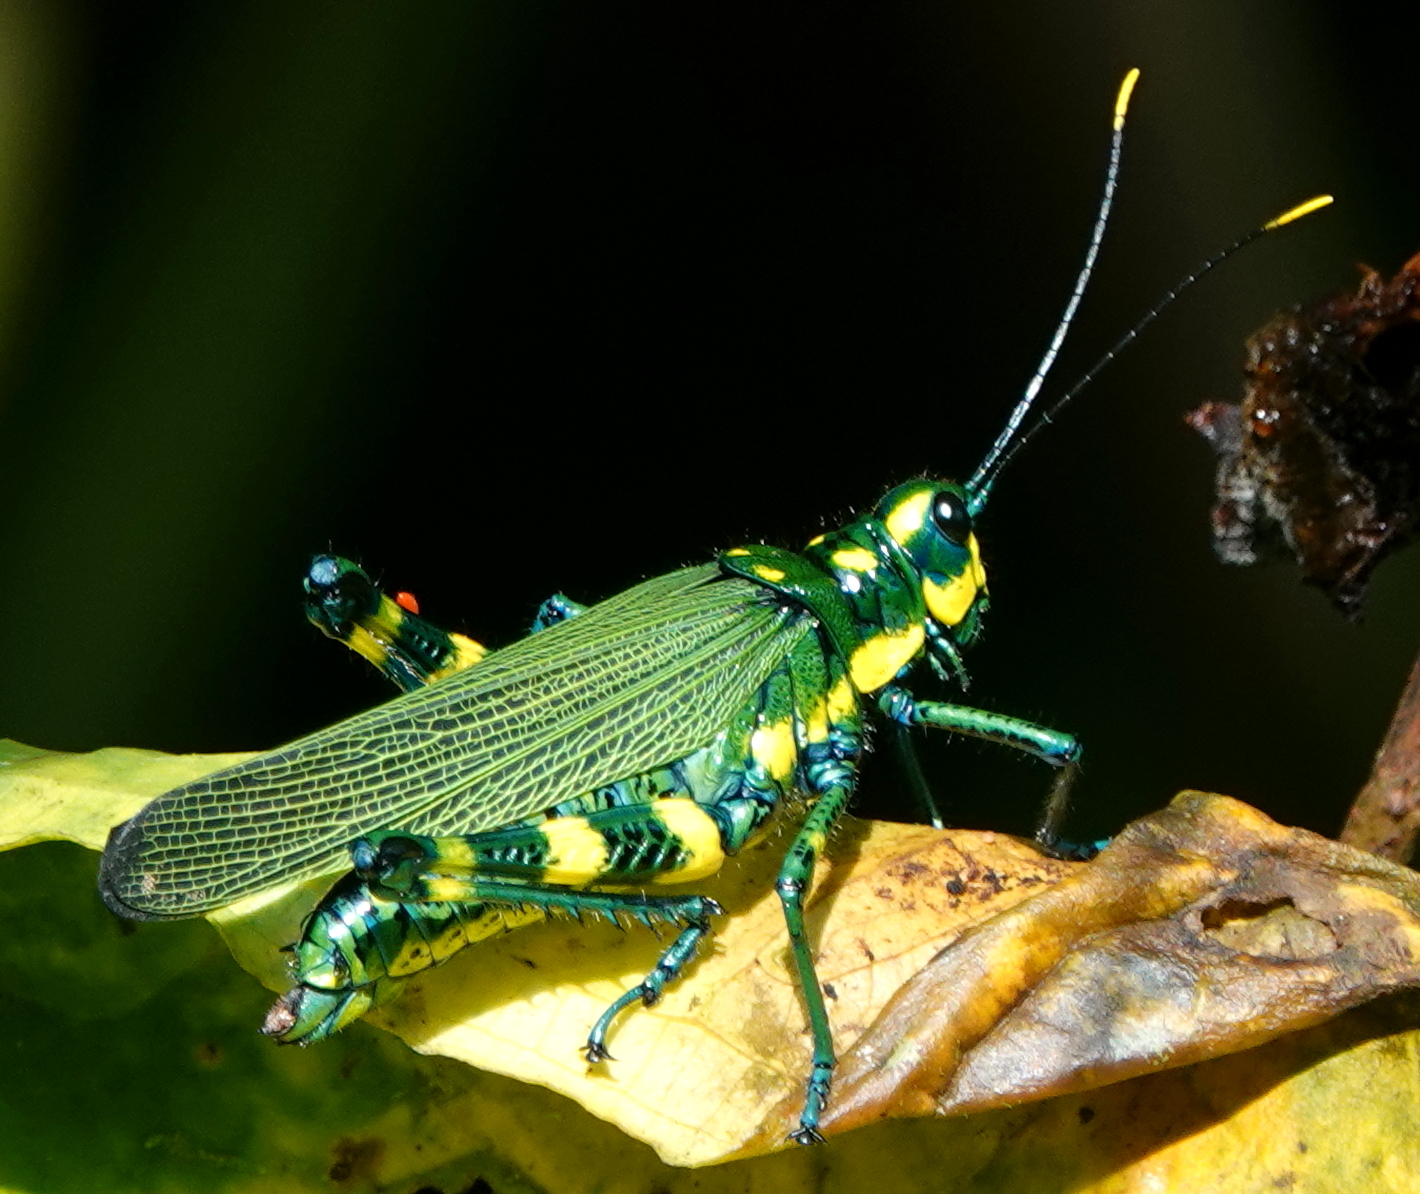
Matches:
[[931, 491, 972, 546]]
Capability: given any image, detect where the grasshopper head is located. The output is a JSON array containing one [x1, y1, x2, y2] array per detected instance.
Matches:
[[875, 479, 988, 632]]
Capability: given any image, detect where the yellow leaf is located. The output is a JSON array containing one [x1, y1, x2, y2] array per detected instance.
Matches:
[[10, 741, 1420, 1186]]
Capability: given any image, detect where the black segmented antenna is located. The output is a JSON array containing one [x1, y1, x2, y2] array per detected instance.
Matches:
[[966, 68, 1140, 515], [977, 194, 1333, 491], [963, 66, 1333, 514]]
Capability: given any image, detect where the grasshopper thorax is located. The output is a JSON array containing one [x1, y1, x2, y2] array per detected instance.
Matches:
[[729, 477, 992, 697]]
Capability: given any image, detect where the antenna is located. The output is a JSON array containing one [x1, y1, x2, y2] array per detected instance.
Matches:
[[972, 193, 1333, 497], [965, 68, 1140, 514]]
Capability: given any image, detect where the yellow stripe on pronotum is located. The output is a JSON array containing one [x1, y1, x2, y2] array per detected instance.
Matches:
[[883, 490, 931, 545], [830, 547, 878, 572], [849, 623, 925, 692]]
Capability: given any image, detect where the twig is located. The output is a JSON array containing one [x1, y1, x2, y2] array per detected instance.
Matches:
[[1339, 647, 1420, 864]]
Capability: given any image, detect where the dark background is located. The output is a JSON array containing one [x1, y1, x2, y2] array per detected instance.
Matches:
[[0, 1, 1415, 846]]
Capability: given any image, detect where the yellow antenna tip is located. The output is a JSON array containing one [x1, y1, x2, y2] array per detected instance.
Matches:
[[1113, 68, 1141, 128], [1265, 194, 1335, 229]]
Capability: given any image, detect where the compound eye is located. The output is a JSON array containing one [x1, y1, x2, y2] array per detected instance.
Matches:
[[931, 490, 972, 546]]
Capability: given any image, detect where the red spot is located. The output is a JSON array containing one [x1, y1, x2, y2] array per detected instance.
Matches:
[[395, 591, 420, 614]]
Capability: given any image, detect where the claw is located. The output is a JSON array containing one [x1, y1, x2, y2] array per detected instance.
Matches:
[[582, 1041, 615, 1064]]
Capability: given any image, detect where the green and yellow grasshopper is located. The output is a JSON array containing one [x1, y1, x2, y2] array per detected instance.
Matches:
[[98, 72, 1328, 1144]]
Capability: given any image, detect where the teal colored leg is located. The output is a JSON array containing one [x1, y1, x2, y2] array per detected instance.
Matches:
[[361, 866, 721, 927], [925, 621, 973, 690], [891, 722, 944, 829], [878, 686, 1084, 852], [878, 687, 1079, 765], [273, 859, 720, 1045], [358, 795, 733, 892], [1034, 760, 1106, 859], [1036, 758, 1078, 851], [361, 871, 722, 1063], [584, 916, 714, 1062], [776, 775, 854, 1145], [907, 627, 970, 827]]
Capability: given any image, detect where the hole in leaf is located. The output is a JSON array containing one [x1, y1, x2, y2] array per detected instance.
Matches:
[[1199, 897, 1337, 960]]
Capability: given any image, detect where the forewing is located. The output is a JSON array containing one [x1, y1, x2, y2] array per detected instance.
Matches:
[[100, 565, 806, 919]]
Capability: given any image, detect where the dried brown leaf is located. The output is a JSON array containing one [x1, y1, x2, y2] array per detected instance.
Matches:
[[1187, 251, 1420, 616], [765, 791, 1420, 1149]]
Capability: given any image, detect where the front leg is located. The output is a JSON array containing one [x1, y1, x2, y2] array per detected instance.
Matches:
[[877, 685, 1084, 851], [878, 685, 1079, 764]]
